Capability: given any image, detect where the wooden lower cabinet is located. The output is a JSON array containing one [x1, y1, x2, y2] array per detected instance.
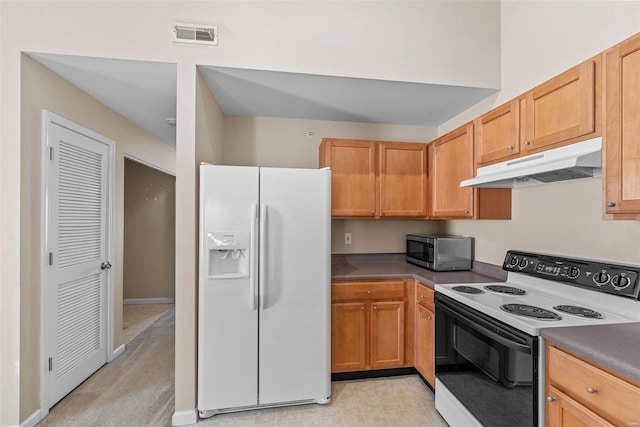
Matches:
[[331, 302, 367, 372], [414, 303, 435, 386], [546, 385, 614, 427], [546, 344, 640, 426], [331, 280, 408, 373], [414, 282, 435, 386], [370, 301, 405, 369], [331, 300, 405, 373]]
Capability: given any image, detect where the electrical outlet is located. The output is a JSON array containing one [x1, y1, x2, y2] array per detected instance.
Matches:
[[345, 233, 352, 244]]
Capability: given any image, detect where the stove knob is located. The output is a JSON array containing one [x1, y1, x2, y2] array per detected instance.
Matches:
[[567, 266, 580, 279], [518, 258, 529, 269], [612, 275, 631, 290], [593, 271, 611, 285], [508, 257, 519, 268]]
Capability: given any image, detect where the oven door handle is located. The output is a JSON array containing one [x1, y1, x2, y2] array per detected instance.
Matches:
[[438, 301, 533, 354]]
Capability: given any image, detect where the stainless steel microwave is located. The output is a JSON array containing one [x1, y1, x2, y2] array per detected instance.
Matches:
[[406, 234, 471, 271]]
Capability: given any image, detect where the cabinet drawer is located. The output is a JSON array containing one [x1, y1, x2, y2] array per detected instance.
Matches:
[[332, 280, 405, 302], [415, 282, 434, 309], [547, 345, 640, 425]]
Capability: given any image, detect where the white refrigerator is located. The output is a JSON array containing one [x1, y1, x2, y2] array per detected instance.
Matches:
[[197, 164, 332, 418]]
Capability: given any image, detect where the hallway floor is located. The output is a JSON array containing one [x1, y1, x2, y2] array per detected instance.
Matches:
[[38, 306, 447, 427]]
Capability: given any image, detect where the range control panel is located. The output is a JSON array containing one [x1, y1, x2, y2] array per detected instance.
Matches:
[[502, 251, 640, 299]]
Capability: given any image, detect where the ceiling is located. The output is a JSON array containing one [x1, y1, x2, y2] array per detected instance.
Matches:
[[28, 53, 498, 148]]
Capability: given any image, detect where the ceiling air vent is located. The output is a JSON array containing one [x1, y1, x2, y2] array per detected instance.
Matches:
[[173, 22, 218, 45]]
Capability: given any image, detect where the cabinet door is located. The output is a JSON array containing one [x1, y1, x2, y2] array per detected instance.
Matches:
[[370, 301, 405, 369], [431, 123, 474, 218], [331, 302, 367, 372], [415, 303, 434, 386], [379, 142, 428, 218], [475, 99, 520, 165], [604, 35, 640, 217], [522, 60, 596, 152], [320, 139, 377, 217], [546, 386, 615, 427]]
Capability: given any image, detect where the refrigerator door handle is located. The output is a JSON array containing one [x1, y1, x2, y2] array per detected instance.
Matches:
[[249, 203, 258, 311], [259, 203, 267, 309]]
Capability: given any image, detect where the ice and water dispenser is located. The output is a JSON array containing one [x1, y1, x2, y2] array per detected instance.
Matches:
[[206, 231, 250, 279]]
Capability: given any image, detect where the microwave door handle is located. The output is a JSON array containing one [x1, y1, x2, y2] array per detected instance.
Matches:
[[437, 302, 532, 354]]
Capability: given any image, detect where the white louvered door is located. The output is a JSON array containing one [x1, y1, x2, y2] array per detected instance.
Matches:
[[44, 119, 112, 409]]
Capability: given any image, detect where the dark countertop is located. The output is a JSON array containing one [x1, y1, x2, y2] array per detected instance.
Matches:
[[542, 323, 640, 385], [331, 253, 506, 287]]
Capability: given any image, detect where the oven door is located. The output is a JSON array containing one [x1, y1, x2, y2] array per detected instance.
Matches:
[[435, 293, 538, 427]]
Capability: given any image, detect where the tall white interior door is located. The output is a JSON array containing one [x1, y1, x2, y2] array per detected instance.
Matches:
[[43, 113, 113, 411]]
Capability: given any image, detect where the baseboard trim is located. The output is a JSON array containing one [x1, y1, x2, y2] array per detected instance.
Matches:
[[331, 367, 417, 381], [20, 409, 42, 427], [123, 298, 175, 305], [108, 344, 125, 362], [172, 409, 198, 426]]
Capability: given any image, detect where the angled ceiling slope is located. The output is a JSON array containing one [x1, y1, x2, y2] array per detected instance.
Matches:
[[198, 65, 498, 126], [28, 53, 177, 148]]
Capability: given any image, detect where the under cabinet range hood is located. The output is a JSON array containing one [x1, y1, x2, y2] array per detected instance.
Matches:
[[460, 137, 602, 188]]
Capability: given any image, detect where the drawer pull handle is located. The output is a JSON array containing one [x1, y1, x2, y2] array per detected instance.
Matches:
[[547, 396, 556, 403], [586, 387, 598, 394]]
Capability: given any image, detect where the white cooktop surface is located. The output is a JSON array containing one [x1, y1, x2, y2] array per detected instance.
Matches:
[[435, 272, 640, 336]]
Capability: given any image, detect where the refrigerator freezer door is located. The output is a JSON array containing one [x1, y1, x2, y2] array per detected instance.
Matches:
[[198, 165, 259, 411], [258, 167, 332, 405]]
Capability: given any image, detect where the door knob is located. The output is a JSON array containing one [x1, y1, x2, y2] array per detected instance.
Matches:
[[101, 262, 112, 270]]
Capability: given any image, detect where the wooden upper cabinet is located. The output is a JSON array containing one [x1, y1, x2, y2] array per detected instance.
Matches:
[[379, 142, 428, 218], [319, 138, 377, 217], [475, 99, 521, 165], [430, 123, 475, 218], [604, 34, 640, 218], [319, 138, 428, 218], [521, 59, 597, 152]]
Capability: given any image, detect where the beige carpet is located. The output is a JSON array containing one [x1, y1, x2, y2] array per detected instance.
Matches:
[[122, 303, 173, 344], [39, 307, 446, 427], [39, 308, 175, 427]]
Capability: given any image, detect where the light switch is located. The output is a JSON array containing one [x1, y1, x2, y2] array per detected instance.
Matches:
[[345, 233, 352, 244]]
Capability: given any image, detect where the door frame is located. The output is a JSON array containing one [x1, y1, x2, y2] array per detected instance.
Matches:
[[39, 110, 116, 416]]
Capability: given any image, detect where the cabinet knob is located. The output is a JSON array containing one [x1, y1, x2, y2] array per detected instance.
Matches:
[[547, 396, 556, 403], [606, 201, 616, 208], [382, 211, 386, 216], [370, 211, 375, 216], [373, 306, 378, 310], [464, 210, 470, 214], [367, 290, 372, 294], [507, 145, 514, 150], [586, 387, 598, 394], [427, 316, 433, 320], [524, 140, 531, 146], [420, 294, 426, 298]]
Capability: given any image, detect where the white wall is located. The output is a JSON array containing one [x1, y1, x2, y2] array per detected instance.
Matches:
[[0, 3, 502, 423], [439, 1, 640, 266]]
